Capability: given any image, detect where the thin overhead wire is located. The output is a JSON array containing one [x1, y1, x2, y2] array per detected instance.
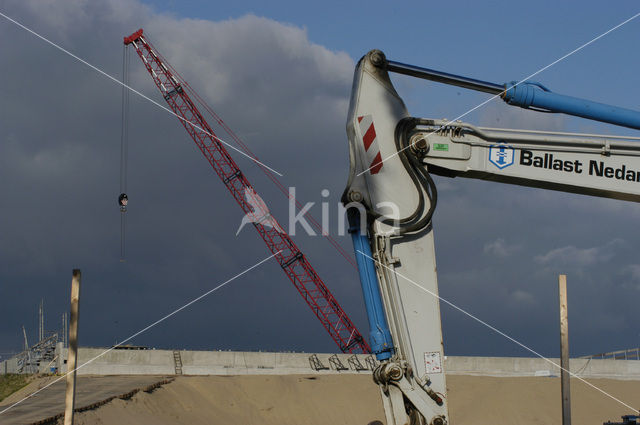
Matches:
[[120, 45, 129, 194], [120, 45, 130, 262]]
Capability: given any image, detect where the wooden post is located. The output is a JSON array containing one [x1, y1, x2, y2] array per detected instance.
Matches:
[[64, 269, 81, 425], [559, 274, 571, 425]]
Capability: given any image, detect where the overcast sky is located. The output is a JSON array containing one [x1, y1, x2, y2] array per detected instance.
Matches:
[[1, 0, 640, 360]]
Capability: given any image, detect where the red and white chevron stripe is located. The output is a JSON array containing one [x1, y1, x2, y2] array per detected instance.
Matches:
[[358, 115, 383, 174]]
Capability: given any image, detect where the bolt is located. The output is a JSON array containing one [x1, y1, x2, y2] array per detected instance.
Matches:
[[348, 190, 363, 203], [414, 138, 428, 150], [431, 417, 446, 425], [410, 137, 429, 157], [369, 50, 386, 67], [385, 363, 403, 381]]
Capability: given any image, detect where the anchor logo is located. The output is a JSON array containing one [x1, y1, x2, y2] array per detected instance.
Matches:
[[489, 144, 515, 169]]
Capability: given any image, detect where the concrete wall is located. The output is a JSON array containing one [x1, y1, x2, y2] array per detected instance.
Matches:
[[3, 348, 640, 380], [180, 350, 371, 375], [445, 356, 640, 380], [60, 348, 370, 376], [1, 357, 19, 375], [68, 348, 177, 375]]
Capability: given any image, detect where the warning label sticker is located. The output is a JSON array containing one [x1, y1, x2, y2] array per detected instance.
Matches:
[[424, 352, 442, 374]]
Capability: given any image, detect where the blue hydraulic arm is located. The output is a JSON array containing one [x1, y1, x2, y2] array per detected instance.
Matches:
[[347, 209, 394, 360], [385, 59, 640, 130]]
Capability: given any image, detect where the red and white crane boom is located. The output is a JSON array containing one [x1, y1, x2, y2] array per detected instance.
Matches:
[[124, 29, 370, 354]]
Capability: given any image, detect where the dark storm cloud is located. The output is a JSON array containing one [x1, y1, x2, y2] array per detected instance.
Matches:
[[0, 0, 360, 354], [1, 0, 638, 361], [434, 177, 640, 356]]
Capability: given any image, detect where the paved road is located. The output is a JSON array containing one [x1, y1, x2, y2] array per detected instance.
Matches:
[[0, 375, 171, 424]]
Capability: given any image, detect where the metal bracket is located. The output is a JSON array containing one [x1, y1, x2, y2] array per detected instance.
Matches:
[[374, 361, 447, 425], [347, 354, 368, 371], [328, 354, 348, 371], [308, 354, 329, 371]]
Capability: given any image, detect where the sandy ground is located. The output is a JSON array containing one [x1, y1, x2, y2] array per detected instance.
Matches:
[[0, 375, 170, 424], [68, 374, 640, 425], [447, 375, 639, 424], [72, 375, 386, 425], [1, 374, 636, 424]]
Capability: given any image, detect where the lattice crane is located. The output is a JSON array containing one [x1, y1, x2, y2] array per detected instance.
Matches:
[[123, 29, 370, 354]]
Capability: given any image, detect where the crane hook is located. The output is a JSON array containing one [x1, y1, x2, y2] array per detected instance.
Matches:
[[118, 193, 128, 212]]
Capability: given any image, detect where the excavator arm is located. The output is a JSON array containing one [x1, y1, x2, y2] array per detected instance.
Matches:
[[343, 50, 450, 425], [416, 121, 640, 202], [343, 50, 640, 425]]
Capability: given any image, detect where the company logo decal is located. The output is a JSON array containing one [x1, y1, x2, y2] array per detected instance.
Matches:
[[489, 144, 514, 169]]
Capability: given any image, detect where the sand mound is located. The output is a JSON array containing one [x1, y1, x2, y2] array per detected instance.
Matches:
[[60, 374, 640, 424], [73, 375, 386, 425], [447, 375, 639, 424]]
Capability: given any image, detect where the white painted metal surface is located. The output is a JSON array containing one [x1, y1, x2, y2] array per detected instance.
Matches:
[[345, 51, 449, 424]]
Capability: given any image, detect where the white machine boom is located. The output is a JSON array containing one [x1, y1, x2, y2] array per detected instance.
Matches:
[[343, 50, 640, 425]]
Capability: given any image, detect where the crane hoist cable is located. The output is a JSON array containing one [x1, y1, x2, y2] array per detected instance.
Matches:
[[124, 29, 370, 353], [119, 44, 130, 261]]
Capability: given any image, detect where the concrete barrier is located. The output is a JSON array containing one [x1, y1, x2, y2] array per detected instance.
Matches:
[[1, 357, 19, 374], [2, 348, 639, 380], [49, 347, 173, 375], [445, 356, 640, 380], [63, 349, 370, 376]]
